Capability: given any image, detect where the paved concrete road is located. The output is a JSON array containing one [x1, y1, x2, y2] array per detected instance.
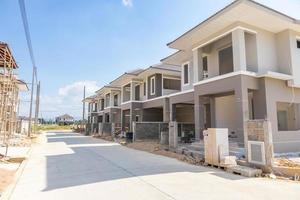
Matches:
[[9, 132, 300, 200]]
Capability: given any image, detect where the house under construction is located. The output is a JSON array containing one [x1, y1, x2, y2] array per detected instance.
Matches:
[[0, 42, 27, 151]]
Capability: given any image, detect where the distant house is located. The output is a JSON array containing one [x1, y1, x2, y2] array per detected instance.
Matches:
[[55, 114, 74, 125]]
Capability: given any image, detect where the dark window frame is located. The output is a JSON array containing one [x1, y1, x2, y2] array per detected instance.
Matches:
[[218, 45, 234, 75], [143, 82, 146, 96], [150, 76, 155, 95], [113, 94, 118, 106], [135, 85, 140, 100], [202, 56, 208, 71], [183, 64, 189, 84], [105, 93, 110, 107]]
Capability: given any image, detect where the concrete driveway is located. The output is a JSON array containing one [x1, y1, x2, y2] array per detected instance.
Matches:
[[9, 132, 300, 200]]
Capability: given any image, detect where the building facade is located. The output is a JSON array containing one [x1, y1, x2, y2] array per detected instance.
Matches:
[[84, 0, 300, 153]]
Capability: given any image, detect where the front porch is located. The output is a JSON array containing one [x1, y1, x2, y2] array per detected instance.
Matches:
[[170, 91, 196, 144], [194, 73, 262, 149]]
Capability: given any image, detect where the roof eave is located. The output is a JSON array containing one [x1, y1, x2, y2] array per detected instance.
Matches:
[[167, 0, 300, 49]]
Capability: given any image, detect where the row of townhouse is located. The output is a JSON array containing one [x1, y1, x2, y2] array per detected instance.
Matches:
[[85, 64, 181, 134], [84, 0, 300, 153]]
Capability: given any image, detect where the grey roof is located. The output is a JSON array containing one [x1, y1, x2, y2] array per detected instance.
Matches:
[[109, 64, 179, 85], [149, 63, 181, 72], [125, 68, 144, 75]]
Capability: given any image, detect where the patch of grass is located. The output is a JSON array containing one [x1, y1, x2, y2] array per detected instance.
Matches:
[[36, 124, 73, 131]]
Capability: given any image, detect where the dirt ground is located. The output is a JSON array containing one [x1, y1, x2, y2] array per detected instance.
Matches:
[[125, 140, 203, 165], [0, 133, 33, 194], [0, 163, 16, 193], [93, 134, 114, 141]]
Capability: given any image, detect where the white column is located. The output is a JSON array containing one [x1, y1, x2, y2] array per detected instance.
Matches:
[[146, 78, 148, 99], [130, 82, 135, 101], [235, 84, 249, 145], [110, 92, 113, 107], [232, 29, 247, 71], [121, 87, 124, 103], [193, 48, 203, 82]]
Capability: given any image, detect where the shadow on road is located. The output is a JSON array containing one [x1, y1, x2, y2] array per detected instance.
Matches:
[[43, 132, 246, 191]]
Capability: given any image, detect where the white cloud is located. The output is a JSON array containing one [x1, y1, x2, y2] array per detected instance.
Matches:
[[122, 0, 133, 7], [58, 81, 99, 97], [18, 80, 100, 120]]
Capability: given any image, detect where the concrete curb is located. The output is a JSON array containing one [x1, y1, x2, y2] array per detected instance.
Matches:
[[0, 141, 35, 200]]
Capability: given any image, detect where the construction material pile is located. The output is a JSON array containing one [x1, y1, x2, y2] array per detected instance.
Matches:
[[274, 158, 300, 168], [0, 133, 31, 147]]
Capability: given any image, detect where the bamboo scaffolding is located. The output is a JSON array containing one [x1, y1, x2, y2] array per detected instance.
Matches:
[[0, 42, 19, 156]]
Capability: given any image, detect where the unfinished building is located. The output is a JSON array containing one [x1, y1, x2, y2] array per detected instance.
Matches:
[[0, 42, 27, 153]]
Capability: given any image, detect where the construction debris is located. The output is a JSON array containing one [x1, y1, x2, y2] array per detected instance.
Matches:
[[180, 155, 203, 165], [274, 158, 300, 168], [92, 134, 114, 142], [226, 165, 262, 177], [272, 157, 300, 180], [220, 156, 237, 167]]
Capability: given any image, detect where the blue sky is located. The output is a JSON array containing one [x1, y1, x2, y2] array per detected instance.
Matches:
[[0, 0, 299, 119]]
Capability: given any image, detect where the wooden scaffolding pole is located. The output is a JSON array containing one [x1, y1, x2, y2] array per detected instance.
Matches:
[[0, 43, 19, 156]]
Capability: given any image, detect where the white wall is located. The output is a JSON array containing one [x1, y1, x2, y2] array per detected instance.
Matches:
[[256, 28, 279, 73], [289, 30, 300, 85], [276, 30, 292, 75], [163, 89, 180, 96], [181, 60, 194, 91], [215, 95, 237, 135], [20, 120, 29, 135], [188, 24, 299, 84], [245, 32, 258, 72]]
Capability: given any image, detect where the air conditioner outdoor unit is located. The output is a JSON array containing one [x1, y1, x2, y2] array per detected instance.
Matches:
[[248, 141, 266, 165]]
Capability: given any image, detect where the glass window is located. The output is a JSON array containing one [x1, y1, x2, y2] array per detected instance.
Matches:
[[297, 40, 300, 49], [105, 93, 110, 107], [101, 99, 104, 110], [203, 56, 208, 71], [150, 77, 155, 95], [218, 46, 233, 75], [113, 94, 118, 106], [183, 64, 189, 84], [135, 85, 140, 100], [94, 103, 98, 111]]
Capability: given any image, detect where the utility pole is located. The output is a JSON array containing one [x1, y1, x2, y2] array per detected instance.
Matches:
[[82, 86, 86, 131], [28, 67, 35, 137], [34, 81, 40, 134]]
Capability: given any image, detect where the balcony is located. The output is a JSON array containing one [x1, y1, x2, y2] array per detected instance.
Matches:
[[122, 83, 131, 103], [162, 77, 181, 96], [194, 28, 258, 83]]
